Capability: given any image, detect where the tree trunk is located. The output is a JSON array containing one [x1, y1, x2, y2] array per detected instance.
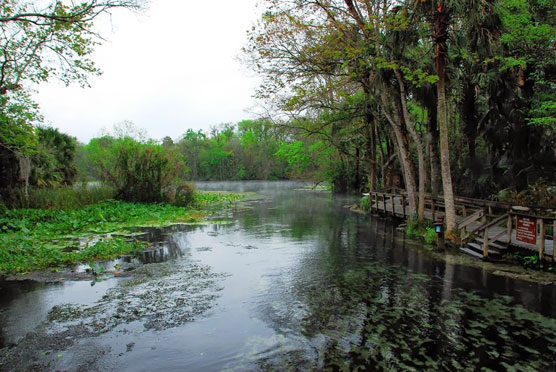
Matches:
[[380, 90, 418, 215], [435, 3, 457, 233], [426, 93, 442, 197], [395, 70, 426, 221], [366, 119, 377, 191]]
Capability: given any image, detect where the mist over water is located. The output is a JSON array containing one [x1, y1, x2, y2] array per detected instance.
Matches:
[[1, 181, 554, 371]]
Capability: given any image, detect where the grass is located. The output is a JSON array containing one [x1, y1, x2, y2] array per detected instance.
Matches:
[[0, 191, 247, 274], [405, 216, 437, 248], [1, 184, 116, 210], [360, 195, 370, 212]]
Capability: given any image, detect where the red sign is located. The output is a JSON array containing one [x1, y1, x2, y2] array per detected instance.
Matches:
[[516, 216, 537, 245]]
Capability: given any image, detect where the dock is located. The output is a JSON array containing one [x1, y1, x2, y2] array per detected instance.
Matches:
[[365, 191, 555, 262]]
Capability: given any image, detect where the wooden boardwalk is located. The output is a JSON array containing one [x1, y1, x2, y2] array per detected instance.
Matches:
[[366, 192, 555, 261]]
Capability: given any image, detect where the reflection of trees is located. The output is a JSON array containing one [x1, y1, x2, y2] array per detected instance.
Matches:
[[136, 225, 196, 264], [250, 200, 555, 370]]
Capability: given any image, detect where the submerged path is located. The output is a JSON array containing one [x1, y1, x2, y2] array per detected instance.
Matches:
[[1, 182, 555, 371]]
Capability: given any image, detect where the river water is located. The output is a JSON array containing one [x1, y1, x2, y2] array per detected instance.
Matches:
[[0, 181, 555, 371]]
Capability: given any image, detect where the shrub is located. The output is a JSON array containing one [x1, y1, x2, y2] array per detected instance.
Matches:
[[405, 215, 421, 238], [495, 179, 556, 207], [405, 216, 436, 246], [98, 138, 185, 203], [173, 183, 195, 207], [360, 195, 370, 212], [424, 227, 437, 244]]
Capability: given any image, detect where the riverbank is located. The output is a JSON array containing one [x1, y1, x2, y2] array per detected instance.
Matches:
[[0, 191, 252, 277], [351, 204, 556, 285]]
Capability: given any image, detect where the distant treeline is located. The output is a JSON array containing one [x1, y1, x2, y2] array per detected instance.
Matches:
[[74, 119, 359, 191]]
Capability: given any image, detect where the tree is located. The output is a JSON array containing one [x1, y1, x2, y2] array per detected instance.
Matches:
[[0, 1, 145, 194], [0, 1, 144, 96], [33, 126, 77, 186]]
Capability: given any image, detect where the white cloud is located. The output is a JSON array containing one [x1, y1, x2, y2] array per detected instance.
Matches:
[[33, 0, 261, 143]]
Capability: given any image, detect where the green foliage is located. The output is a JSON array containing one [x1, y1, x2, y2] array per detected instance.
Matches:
[[0, 1, 143, 184], [31, 126, 78, 187], [0, 192, 245, 274], [193, 191, 246, 210], [275, 141, 312, 174], [171, 183, 196, 207], [244, 0, 556, 199], [406, 216, 435, 246], [522, 255, 539, 268], [95, 137, 185, 203], [405, 216, 421, 239], [360, 195, 370, 212], [424, 227, 437, 245], [0, 93, 40, 156], [495, 179, 556, 206], [0, 184, 115, 209]]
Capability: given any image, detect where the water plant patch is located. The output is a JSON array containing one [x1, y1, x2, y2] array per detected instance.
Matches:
[[0, 192, 247, 274]]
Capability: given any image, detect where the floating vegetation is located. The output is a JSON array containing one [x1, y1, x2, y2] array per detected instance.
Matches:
[[0, 261, 226, 371], [292, 262, 556, 371], [0, 193, 247, 274]]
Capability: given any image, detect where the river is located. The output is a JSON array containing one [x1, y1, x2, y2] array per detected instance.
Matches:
[[0, 181, 555, 371]]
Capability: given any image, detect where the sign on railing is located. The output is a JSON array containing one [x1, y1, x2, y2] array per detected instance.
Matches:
[[516, 216, 537, 245]]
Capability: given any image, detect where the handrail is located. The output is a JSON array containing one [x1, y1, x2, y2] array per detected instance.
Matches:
[[368, 190, 556, 215], [467, 213, 509, 236], [458, 209, 485, 230], [510, 211, 556, 221]]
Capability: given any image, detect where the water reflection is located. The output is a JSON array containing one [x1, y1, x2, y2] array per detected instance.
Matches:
[[220, 190, 556, 370], [0, 182, 554, 371]]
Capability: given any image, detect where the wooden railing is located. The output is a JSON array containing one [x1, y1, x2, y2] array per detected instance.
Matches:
[[459, 209, 486, 241], [365, 191, 556, 262], [464, 213, 510, 258]]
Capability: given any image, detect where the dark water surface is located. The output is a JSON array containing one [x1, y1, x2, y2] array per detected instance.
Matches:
[[1, 181, 555, 371]]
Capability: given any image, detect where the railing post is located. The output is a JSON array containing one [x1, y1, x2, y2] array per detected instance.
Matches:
[[389, 195, 394, 216], [462, 205, 467, 217], [374, 193, 378, 211], [553, 220, 556, 260], [431, 199, 436, 222], [539, 218, 545, 261], [461, 225, 466, 242], [507, 214, 512, 244], [383, 194, 386, 214], [402, 196, 406, 219], [488, 206, 493, 217], [483, 227, 489, 259]]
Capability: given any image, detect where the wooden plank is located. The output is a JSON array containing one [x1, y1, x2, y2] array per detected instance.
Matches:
[[460, 247, 484, 259], [390, 195, 394, 216], [487, 229, 507, 246], [458, 209, 485, 230], [467, 213, 509, 237], [507, 214, 512, 244], [483, 228, 489, 258], [539, 218, 545, 261]]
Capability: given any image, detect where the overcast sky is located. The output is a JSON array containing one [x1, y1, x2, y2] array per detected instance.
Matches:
[[33, 0, 261, 143]]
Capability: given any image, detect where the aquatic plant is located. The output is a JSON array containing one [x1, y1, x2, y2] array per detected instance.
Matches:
[[293, 262, 556, 371], [0, 192, 246, 274]]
